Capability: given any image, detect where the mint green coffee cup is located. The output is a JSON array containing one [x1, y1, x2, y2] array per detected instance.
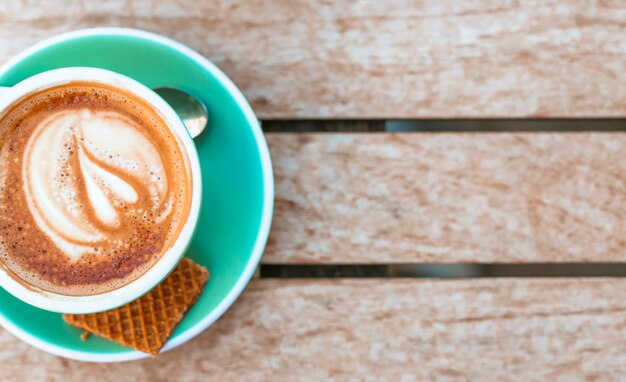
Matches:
[[0, 28, 273, 362]]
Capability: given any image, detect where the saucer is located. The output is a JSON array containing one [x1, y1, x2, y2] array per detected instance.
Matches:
[[0, 28, 273, 362]]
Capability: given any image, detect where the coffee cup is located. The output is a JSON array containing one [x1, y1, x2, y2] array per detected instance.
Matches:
[[0, 67, 202, 314]]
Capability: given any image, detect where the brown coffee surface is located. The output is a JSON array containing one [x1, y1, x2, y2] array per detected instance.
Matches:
[[0, 82, 192, 296]]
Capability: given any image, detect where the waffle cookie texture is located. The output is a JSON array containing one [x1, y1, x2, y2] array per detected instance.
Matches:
[[64, 258, 209, 357]]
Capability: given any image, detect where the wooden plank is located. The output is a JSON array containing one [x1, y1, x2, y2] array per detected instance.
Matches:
[[0, 1, 625, 118], [266, 133, 626, 263], [2, 278, 626, 380]]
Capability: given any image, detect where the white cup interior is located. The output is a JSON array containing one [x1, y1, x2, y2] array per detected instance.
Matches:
[[0, 67, 202, 314]]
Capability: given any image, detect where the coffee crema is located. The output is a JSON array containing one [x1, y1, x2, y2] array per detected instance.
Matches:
[[0, 82, 192, 296]]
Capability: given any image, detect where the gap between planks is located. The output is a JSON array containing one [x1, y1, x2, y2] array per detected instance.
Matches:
[[262, 120, 626, 133], [259, 263, 626, 278]]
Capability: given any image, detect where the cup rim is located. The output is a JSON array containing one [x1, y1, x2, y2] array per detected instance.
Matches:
[[0, 66, 203, 314], [0, 27, 274, 363]]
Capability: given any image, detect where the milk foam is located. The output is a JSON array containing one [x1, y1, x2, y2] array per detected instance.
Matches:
[[22, 109, 169, 261]]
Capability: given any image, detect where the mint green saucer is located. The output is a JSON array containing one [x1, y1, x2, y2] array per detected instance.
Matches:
[[0, 28, 273, 362]]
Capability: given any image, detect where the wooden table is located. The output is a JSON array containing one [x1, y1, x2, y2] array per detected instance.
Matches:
[[2, 1, 626, 380]]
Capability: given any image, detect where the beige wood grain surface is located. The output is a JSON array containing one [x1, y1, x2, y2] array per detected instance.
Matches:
[[1, 1, 625, 379], [266, 133, 626, 263], [2, 278, 626, 381], [0, 0, 625, 118]]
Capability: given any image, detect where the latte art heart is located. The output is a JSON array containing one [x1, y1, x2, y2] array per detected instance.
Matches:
[[0, 83, 192, 296], [23, 109, 170, 260]]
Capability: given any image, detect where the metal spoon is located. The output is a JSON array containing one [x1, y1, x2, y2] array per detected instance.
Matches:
[[154, 87, 208, 138]]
